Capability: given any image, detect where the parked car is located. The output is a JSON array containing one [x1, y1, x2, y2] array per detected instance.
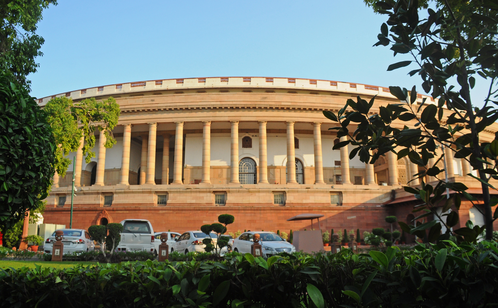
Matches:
[[172, 231, 218, 254], [232, 231, 295, 258], [153, 231, 181, 253], [116, 219, 155, 254], [44, 229, 95, 254]]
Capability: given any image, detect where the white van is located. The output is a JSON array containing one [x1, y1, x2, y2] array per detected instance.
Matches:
[[116, 219, 155, 254]]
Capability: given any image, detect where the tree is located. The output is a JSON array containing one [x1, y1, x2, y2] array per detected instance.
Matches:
[[324, 0, 498, 241], [88, 223, 122, 262], [0, 72, 55, 232], [43, 96, 120, 176], [0, 0, 57, 89], [201, 214, 235, 256]]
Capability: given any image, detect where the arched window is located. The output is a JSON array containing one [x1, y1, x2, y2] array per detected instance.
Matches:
[[294, 137, 299, 149], [287, 159, 304, 184], [296, 159, 304, 184], [239, 158, 257, 184], [242, 136, 252, 148], [90, 164, 97, 186], [100, 218, 108, 226]]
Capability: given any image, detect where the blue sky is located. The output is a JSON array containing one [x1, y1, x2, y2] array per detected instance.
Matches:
[[29, 0, 489, 106]]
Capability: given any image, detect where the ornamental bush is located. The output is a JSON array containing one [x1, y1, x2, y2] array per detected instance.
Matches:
[[1, 242, 498, 307]]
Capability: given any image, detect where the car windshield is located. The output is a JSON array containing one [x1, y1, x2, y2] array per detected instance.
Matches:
[[123, 222, 151, 233], [258, 233, 284, 241], [53, 230, 82, 237], [193, 232, 218, 238]]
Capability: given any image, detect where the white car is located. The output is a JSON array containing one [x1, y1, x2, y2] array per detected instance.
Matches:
[[232, 231, 295, 258], [44, 229, 95, 254], [172, 231, 218, 254], [153, 231, 181, 254], [116, 219, 155, 254]]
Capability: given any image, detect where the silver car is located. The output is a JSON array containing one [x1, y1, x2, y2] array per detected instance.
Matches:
[[232, 231, 295, 258], [153, 231, 181, 254], [44, 229, 95, 254]]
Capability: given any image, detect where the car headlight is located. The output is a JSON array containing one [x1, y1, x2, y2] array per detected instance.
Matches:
[[263, 246, 276, 252]]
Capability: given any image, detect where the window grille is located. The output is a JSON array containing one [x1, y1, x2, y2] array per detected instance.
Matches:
[[273, 192, 286, 205], [331, 193, 342, 206], [58, 196, 66, 207], [239, 158, 257, 184], [242, 136, 252, 148], [157, 194, 168, 205], [104, 195, 113, 207], [215, 193, 226, 206]]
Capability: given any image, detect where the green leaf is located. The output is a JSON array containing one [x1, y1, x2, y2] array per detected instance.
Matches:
[[55, 276, 62, 283], [244, 253, 256, 264], [411, 220, 438, 233], [387, 61, 412, 71], [147, 276, 161, 285], [307, 284, 325, 308], [389, 86, 407, 100], [369, 250, 388, 268], [342, 290, 361, 304], [198, 274, 210, 292], [213, 280, 230, 306], [409, 267, 422, 288], [172, 284, 181, 295], [435, 248, 447, 272], [421, 105, 437, 124], [267, 256, 278, 267], [361, 271, 378, 297], [323, 111, 338, 122], [446, 211, 459, 228]]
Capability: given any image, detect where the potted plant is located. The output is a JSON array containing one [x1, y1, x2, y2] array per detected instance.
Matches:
[[24, 235, 43, 252], [322, 230, 330, 246]]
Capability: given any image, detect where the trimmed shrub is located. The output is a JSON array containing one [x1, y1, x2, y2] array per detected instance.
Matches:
[[372, 228, 385, 236]]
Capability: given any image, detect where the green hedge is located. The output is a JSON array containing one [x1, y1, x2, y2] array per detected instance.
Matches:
[[1, 241, 498, 307]]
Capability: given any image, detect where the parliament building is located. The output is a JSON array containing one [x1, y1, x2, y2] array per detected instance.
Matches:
[[38, 77, 497, 242]]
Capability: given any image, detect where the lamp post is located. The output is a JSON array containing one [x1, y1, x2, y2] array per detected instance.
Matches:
[[70, 156, 76, 228]]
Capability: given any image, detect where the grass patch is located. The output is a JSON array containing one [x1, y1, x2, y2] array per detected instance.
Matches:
[[0, 260, 100, 270]]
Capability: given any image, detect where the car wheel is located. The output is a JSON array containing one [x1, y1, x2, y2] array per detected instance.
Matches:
[[185, 249, 189, 254], [171, 248, 174, 253], [234, 248, 239, 253], [153, 250, 158, 257]]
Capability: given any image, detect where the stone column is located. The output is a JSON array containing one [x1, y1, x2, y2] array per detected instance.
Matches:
[[53, 172, 60, 188], [462, 159, 471, 176], [365, 151, 376, 185], [201, 121, 211, 184], [173, 122, 184, 184], [74, 135, 84, 187], [94, 130, 106, 186], [286, 121, 297, 184], [230, 121, 240, 184], [444, 145, 455, 177], [258, 121, 269, 184], [313, 123, 325, 184], [139, 134, 148, 185], [119, 124, 132, 185], [340, 136, 351, 184], [146, 123, 157, 185], [162, 135, 169, 185], [410, 162, 420, 186], [387, 151, 398, 186]]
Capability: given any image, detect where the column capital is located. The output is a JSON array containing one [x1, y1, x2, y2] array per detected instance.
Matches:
[[286, 121, 295, 124], [175, 121, 184, 125], [147, 122, 157, 126], [313, 122, 322, 126], [230, 120, 239, 124], [258, 120, 267, 124], [202, 121, 211, 125], [122, 123, 132, 128]]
